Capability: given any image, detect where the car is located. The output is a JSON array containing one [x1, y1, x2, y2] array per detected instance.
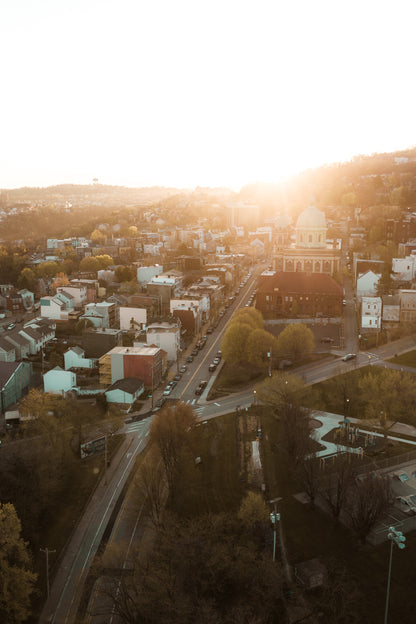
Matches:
[[169, 379, 177, 388], [155, 397, 166, 408], [342, 353, 356, 362], [320, 337, 334, 343], [342, 299, 347, 306], [173, 373, 182, 381], [179, 365, 188, 373], [187, 355, 194, 363], [208, 363, 217, 372], [7, 323, 16, 331], [195, 386, 203, 395], [216, 350, 222, 359], [191, 348, 199, 356], [213, 357, 220, 365], [163, 386, 172, 396]]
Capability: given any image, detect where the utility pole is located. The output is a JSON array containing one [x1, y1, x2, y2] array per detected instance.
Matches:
[[40, 547, 56, 598], [104, 434, 108, 485], [268, 497, 282, 562]]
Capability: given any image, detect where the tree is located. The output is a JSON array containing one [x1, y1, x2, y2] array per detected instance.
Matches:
[[51, 272, 69, 293], [90, 229, 106, 245], [255, 371, 310, 414], [17, 267, 36, 291], [149, 402, 197, 495], [237, 491, 269, 532], [132, 449, 166, 528], [0, 503, 37, 623], [358, 369, 416, 436], [114, 266, 135, 282], [321, 452, 358, 523], [95, 254, 114, 269], [232, 306, 264, 330], [220, 322, 252, 365], [275, 323, 315, 362], [246, 329, 278, 367], [346, 473, 392, 544], [79, 256, 99, 272]]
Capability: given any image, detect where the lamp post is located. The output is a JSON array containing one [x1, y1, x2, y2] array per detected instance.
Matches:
[[268, 497, 282, 562], [267, 347, 272, 377], [253, 389, 257, 407], [384, 526, 406, 624]]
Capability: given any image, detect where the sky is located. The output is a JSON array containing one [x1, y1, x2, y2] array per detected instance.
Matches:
[[1, 0, 415, 190]]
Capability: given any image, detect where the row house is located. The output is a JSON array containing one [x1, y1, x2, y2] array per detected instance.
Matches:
[[170, 299, 203, 336], [80, 301, 116, 328], [398, 290, 416, 323], [57, 284, 87, 309], [361, 297, 382, 330], [145, 321, 181, 363]]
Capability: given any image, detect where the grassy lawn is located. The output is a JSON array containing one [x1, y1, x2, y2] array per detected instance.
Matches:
[[388, 350, 416, 368]]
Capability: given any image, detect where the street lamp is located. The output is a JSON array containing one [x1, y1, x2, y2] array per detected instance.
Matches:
[[253, 390, 257, 406], [268, 497, 282, 562], [384, 526, 406, 624]]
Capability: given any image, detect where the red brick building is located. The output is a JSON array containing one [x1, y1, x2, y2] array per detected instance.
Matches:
[[256, 272, 343, 318]]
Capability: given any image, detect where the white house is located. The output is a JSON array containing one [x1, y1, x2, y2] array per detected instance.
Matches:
[[356, 270, 381, 300], [361, 296, 382, 330], [119, 307, 147, 331], [43, 366, 77, 394], [145, 321, 180, 363], [105, 377, 144, 405], [57, 285, 87, 309], [64, 346, 97, 370]]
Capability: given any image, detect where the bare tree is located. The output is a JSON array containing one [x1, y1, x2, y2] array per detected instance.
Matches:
[[149, 402, 197, 495], [346, 473, 393, 543], [320, 452, 358, 523], [132, 448, 166, 528]]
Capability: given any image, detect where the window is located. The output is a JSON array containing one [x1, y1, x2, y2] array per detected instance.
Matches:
[[309, 234, 313, 243]]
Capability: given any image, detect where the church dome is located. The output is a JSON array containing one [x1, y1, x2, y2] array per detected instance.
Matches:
[[296, 199, 326, 229]]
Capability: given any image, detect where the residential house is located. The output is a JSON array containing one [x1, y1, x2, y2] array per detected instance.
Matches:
[[99, 345, 165, 388], [57, 285, 87, 309], [170, 299, 203, 336], [145, 321, 180, 363], [399, 290, 416, 323], [105, 377, 144, 405], [4, 292, 24, 313], [136, 264, 164, 287], [17, 289, 35, 310], [43, 366, 77, 395], [3, 331, 31, 360], [356, 271, 381, 300], [0, 361, 33, 412], [81, 301, 116, 328], [119, 307, 147, 331], [382, 295, 400, 324], [361, 296, 382, 331], [0, 337, 16, 362], [82, 327, 123, 358], [64, 346, 97, 370]]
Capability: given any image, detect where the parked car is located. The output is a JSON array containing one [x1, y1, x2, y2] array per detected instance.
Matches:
[[213, 357, 220, 365], [187, 355, 194, 363], [7, 323, 16, 331], [173, 373, 182, 381], [155, 397, 166, 408], [320, 337, 334, 343], [191, 348, 199, 356], [208, 363, 217, 372], [195, 386, 203, 395], [342, 353, 356, 361], [216, 350, 222, 359], [163, 386, 172, 396], [179, 365, 188, 373]]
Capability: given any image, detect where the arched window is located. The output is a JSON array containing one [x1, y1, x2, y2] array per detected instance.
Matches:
[[305, 260, 312, 272], [315, 261, 321, 272], [296, 261, 302, 272], [324, 261, 330, 273], [308, 234, 313, 243], [286, 260, 293, 271]]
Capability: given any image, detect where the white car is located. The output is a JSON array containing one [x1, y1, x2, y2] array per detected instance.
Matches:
[[342, 353, 356, 362]]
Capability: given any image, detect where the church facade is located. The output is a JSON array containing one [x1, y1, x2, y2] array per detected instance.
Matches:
[[272, 200, 341, 275]]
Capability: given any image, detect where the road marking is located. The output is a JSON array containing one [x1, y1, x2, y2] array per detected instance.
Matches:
[[214, 402, 220, 406]]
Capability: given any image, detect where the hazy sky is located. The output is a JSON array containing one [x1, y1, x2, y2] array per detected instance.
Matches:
[[1, 0, 415, 189]]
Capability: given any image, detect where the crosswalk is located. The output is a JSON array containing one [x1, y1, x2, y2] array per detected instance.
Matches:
[[124, 419, 150, 434]]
